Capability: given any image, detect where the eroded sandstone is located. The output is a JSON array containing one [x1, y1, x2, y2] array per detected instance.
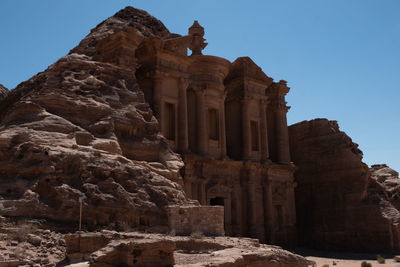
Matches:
[[64, 231, 313, 267], [289, 119, 400, 252], [0, 84, 8, 101], [0, 52, 187, 231]]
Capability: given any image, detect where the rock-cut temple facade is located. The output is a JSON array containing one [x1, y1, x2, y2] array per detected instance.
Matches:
[[96, 20, 297, 246]]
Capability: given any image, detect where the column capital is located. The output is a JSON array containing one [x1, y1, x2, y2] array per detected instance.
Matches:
[[148, 70, 168, 81], [178, 77, 189, 89], [193, 85, 206, 96], [268, 101, 290, 113], [260, 98, 270, 107]]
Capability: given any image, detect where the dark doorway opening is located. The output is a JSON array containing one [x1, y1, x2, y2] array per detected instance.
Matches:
[[210, 197, 225, 206]]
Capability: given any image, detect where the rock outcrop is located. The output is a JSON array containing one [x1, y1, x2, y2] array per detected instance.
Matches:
[[370, 164, 400, 211], [65, 231, 313, 267], [0, 217, 66, 265], [289, 119, 400, 252], [0, 84, 8, 100], [0, 7, 188, 231]]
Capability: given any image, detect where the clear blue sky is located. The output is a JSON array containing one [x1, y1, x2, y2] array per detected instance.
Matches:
[[1, 0, 399, 171]]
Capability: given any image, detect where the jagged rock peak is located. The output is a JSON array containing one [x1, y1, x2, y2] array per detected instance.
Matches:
[[0, 84, 8, 100], [371, 164, 399, 182], [70, 6, 176, 58]]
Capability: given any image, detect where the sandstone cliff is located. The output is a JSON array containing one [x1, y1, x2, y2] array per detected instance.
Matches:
[[0, 84, 8, 100], [0, 7, 188, 231], [289, 119, 400, 252]]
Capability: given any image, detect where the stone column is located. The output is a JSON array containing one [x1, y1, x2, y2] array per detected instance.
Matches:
[[242, 98, 251, 160], [247, 170, 257, 238], [260, 100, 270, 162], [201, 181, 207, 205], [184, 180, 192, 199], [178, 78, 189, 152], [255, 184, 266, 242], [191, 182, 198, 201], [231, 186, 242, 236], [263, 180, 274, 242], [276, 105, 291, 163], [286, 181, 296, 225], [153, 72, 164, 131], [197, 182, 204, 205], [240, 177, 248, 236], [195, 88, 208, 156], [219, 95, 227, 158]]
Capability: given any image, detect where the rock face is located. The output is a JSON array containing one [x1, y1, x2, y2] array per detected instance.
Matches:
[[289, 119, 400, 252], [0, 7, 188, 231], [0, 84, 8, 100]]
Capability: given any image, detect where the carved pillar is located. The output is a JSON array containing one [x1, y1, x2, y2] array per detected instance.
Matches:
[[242, 98, 251, 160], [241, 177, 248, 236], [191, 182, 198, 201], [286, 181, 296, 225], [178, 78, 189, 152], [231, 185, 242, 236], [224, 196, 232, 235], [276, 102, 291, 163], [247, 170, 257, 238], [184, 180, 192, 199], [263, 180, 274, 242], [201, 181, 207, 205], [260, 100, 270, 162], [197, 182, 207, 205], [153, 72, 164, 131], [219, 95, 227, 158], [195, 88, 208, 156]]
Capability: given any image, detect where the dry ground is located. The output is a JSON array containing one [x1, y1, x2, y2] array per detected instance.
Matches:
[[296, 248, 400, 267]]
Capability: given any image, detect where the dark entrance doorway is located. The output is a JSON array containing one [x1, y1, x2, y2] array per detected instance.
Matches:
[[210, 197, 225, 206]]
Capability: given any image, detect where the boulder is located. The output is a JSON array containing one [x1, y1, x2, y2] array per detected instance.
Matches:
[[90, 238, 175, 267]]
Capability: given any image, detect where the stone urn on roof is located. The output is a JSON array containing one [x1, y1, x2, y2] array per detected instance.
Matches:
[[188, 20, 208, 55]]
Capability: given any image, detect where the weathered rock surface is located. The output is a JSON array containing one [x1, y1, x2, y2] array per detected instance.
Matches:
[[91, 238, 175, 267], [70, 6, 177, 60], [0, 218, 66, 265], [0, 84, 8, 100], [65, 231, 313, 267], [0, 6, 189, 231], [370, 164, 400, 211], [289, 119, 400, 252]]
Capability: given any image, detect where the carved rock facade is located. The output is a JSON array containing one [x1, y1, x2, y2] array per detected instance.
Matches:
[[69, 7, 297, 245], [130, 17, 296, 245], [0, 7, 296, 245]]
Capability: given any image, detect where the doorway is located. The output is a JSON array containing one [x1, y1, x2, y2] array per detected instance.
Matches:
[[210, 197, 225, 206]]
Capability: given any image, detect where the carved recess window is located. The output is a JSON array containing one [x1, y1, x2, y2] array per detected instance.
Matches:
[[251, 120, 259, 151], [275, 205, 283, 231], [164, 102, 176, 141], [208, 108, 219, 141]]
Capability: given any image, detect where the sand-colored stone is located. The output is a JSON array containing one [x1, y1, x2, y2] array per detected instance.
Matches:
[[64, 231, 313, 267]]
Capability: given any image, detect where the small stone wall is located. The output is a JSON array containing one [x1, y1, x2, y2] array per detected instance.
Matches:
[[166, 205, 224, 236]]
